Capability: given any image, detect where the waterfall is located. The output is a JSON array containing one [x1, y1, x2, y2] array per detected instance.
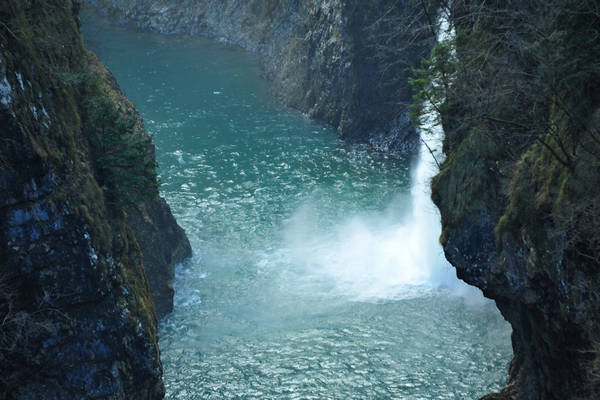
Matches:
[[281, 9, 486, 302], [85, 12, 511, 397]]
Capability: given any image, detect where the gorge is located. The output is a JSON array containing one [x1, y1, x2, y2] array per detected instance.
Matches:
[[82, 11, 511, 398]]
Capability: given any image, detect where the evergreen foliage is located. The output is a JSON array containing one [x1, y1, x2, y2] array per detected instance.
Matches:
[[83, 94, 158, 208], [414, 2, 600, 396], [408, 38, 457, 136], [410, 0, 600, 167]]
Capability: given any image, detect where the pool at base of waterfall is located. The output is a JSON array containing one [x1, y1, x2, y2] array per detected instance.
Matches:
[[82, 14, 512, 400]]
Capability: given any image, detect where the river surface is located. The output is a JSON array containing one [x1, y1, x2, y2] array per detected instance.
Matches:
[[83, 15, 512, 400]]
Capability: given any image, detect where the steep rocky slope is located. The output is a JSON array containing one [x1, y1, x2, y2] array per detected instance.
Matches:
[[429, 1, 600, 398], [87, 55, 192, 318], [0, 0, 189, 397], [84, 0, 439, 154]]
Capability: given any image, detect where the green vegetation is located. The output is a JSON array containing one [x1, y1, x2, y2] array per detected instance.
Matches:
[[409, 1, 600, 396], [83, 94, 158, 208], [52, 69, 159, 210], [410, 0, 600, 255], [408, 38, 457, 136]]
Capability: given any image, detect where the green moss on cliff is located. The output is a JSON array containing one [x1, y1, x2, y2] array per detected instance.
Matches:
[[432, 126, 504, 243], [1, 0, 165, 396], [420, 0, 600, 397]]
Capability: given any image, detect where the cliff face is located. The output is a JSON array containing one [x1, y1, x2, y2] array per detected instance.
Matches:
[[0, 0, 189, 397], [87, 55, 192, 318], [430, 1, 600, 399], [84, 0, 439, 154], [125, 197, 191, 318]]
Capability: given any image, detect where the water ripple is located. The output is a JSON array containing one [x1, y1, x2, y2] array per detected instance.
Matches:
[[82, 15, 512, 400]]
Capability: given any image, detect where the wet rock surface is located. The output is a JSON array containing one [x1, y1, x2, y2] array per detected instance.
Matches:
[[126, 197, 191, 319]]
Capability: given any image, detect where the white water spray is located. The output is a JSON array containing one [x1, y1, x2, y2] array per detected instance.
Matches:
[[282, 136, 462, 302], [282, 12, 484, 302]]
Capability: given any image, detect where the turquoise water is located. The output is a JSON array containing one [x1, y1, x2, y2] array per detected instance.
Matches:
[[83, 16, 512, 400]]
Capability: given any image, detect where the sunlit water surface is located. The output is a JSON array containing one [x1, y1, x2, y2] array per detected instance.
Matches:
[[83, 15, 512, 399]]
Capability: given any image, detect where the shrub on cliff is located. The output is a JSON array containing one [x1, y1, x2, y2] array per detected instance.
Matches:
[[410, 0, 600, 169], [412, 1, 600, 397], [83, 94, 158, 208], [408, 38, 457, 134]]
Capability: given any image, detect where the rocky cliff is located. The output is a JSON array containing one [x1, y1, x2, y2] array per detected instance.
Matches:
[[429, 1, 600, 399], [84, 0, 439, 155], [87, 55, 192, 318], [0, 0, 189, 397]]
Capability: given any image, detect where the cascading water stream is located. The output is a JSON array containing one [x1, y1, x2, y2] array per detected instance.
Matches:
[[83, 12, 511, 399], [278, 10, 473, 302]]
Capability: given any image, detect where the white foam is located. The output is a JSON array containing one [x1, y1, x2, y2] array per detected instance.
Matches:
[[173, 149, 185, 164], [277, 12, 486, 304], [280, 177, 468, 302]]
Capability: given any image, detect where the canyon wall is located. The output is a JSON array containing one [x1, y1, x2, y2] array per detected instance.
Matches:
[[88, 55, 192, 318], [79, 0, 600, 399], [431, 1, 600, 398], [85, 0, 440, 154], [11, 0, 600, 399], [0, 0, 189, 397]]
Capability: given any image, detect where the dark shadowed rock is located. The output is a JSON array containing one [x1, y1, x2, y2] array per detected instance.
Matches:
[[432, 1, 600, 398], [127, 198, 192, 319], [87, 52, 192, 319], [0, 0, 189, 397]]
